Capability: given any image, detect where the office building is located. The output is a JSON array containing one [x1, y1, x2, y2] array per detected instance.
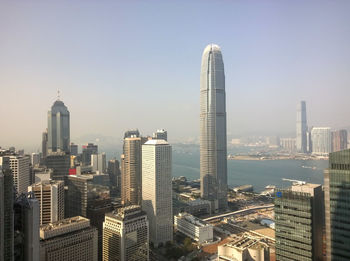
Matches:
[[13, 192, 40, 261], [65, 175, 93, 218], [280, 138, 296, 152], [82, 143, 98, 166], [331, 129, 348, 152], [218, 233, 270, 261], [121, 136, 142, 205], [42, 129, 48, 163], [28, 180, 64, 225], [124, 129, 140, 139], [200, 44, 227, 212], [70, 143, 78, 156], [31, 152, 40, 167], [0, 158, 14, 261], [174, 213, 213, 244], [45, 152, 70, 181], [102, 205, 149, 261], [87, 198, 112, 261], [142, 139, 172, 246], [107, 159, 121, 198], [47, 98, 70, 153], [324, 149, 350, 260], [311, 127, 332, 155], [33, 167, 52, 183], [40, 216, 98, 261], [152, 129, 167, 141], [6, 155, 31, 194], [91, 153, 106, 173], [296, 101, 308, 153], [274, 183, 323, 261]]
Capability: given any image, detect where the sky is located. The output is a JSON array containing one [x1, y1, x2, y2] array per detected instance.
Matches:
[[1, 0, 350, 152]]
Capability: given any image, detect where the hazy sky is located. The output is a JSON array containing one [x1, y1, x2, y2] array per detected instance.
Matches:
[[1, 0, 350, 151]]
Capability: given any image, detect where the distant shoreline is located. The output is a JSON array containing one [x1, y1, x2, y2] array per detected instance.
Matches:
[[228, 155, 329, 161]]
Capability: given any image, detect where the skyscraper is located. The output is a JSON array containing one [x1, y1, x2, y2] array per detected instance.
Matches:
[[0, 158, 14, 261], [311, 127, 332, 155], [45, 152, 70, 181], [42, 129, 48, 163], [107, 159, 121, 198], [296, 101, 308, 153], [142, 139, 172, 246], [69, 143, 78, 156], [65, 175, 93, 218], [91, 153, 107, 173], [331, 129, 348, 152], [200, 44, 227, 212], [7, 155, 31, 194], [13, 192, 40, 261], [274, 183, 323, 261], [152, 129, 167, 141], [28, 180, 65, 225], [324, 149, 350, 260], [47, 98, 70, 153], [121, 136, 142, 206], [102, 205, 149, 261], [82, 143, 98, 166]]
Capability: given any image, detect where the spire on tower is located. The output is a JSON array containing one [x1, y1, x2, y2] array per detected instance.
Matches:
[[57, 89, 61, 100]]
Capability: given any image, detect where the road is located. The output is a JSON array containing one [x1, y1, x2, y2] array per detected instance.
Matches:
[[203, 204, 274, 222]]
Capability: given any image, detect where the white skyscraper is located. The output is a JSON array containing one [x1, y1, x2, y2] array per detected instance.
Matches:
[[142, 139, 172, 246], [311, 127, 332, 155], [2, 155, 31, 194], [200, 44, 227, 212], [91, 153, 107, 173]]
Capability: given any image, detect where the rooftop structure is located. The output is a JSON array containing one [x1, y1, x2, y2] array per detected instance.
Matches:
[[40, 216, 90, 239], [218, 233, 270, 261]]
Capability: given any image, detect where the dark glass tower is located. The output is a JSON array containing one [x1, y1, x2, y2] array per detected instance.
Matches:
[[200, 44, 227, 212], [296, 101, 308, 153], [325, 149, 350, 260], [48, 99, 70, 153]]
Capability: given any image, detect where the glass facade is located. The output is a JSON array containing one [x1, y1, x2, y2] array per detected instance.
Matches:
[[200, 44, 227, 211], [325, 149, 350, 260]]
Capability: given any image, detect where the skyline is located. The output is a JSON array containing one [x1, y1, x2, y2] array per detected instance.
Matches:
[[1, 0, 350, 151]]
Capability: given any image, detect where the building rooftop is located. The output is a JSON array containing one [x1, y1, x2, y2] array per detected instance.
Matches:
[[144, 139, 169, 145], [176, 212, 211, 228], [291, 183, 321, 196], [40, 216, 90, 239], [106, 205, 145, 221], [222, 233, 268, 251]]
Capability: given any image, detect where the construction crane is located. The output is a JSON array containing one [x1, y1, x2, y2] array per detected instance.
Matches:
[[282, 178, 306, 185]]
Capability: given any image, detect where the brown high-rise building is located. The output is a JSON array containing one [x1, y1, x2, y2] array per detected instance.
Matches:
[[121, 136, 142, 206], [28, 180, 64, 225], [331, 129, 348, 152]]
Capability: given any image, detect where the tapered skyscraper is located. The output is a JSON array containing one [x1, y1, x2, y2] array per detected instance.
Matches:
[[200, 44, 227, 212], [48, 97, 70, 153], [296, 101, 307, 153]]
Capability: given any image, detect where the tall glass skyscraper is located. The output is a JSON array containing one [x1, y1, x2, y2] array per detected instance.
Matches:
[[47, 99, 70, 153], [296, 101, 308, 153], [324, 149, 350, 260], [200, 44, 227, 212]]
